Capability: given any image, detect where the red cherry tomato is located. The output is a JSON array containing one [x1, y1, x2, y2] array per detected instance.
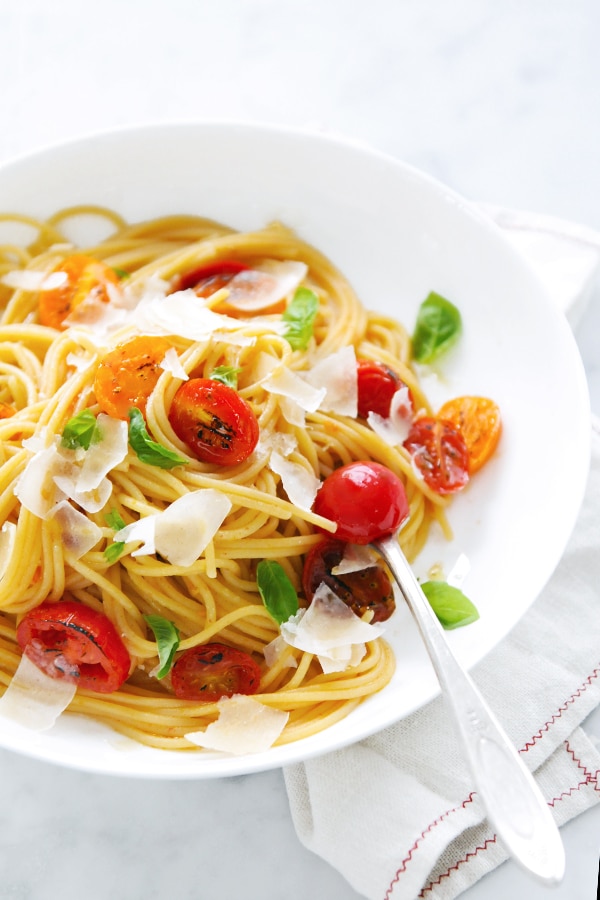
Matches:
[[302, 537, 396, 622], [356, 360, 414, 419], [403, 416, 470, 495], [171, 642, 261, 702], [168, 377, 259, 466], [175, 260, 249, 296], [313, 461, 409, 545], [16, 600, 130, 694]]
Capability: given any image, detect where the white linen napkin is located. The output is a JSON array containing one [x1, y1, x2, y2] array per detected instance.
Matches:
[[284, 210, 600, 900]]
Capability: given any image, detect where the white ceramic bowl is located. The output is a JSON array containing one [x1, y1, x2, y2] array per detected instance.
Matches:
[[0, 123, 590, 777]]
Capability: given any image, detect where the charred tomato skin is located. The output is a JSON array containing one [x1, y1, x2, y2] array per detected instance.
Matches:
[[16, 600, 131, 694], [303, 537, 396, 623], [168, 377, 259, 466], [170, 642, 261, 702]]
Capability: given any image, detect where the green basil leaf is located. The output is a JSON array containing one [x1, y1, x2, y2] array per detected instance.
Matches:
[[103, 509, 127, 564], [144, 614, 180, 678], [104, 542, 125, 564], [61, 409, 101, 450], [210, 365, 241, 388], [282, 287, 319, 351], [412, 292, 462, 363], [112, 267, 130, 279], [128, 407, 188, 469], [105, 509, 126, 531], [257, 560, 299, 625], [421, 580, 479, 629]]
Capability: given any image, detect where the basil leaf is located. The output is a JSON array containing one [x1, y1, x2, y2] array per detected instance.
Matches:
[[421, 581, 479, 629], [103, 509, 126, 564], [104, 542, 125, 564], [282, 287, 319, 351], [210, 365, 241, 388], [112, 267, 130, 279], [257, 560, 299, 624], [105, 509, 126, 531], [412, 292, 462, 363], [61, 409, 100, 450], [128, 408, 188, 469], [144, 614, 180, 678]]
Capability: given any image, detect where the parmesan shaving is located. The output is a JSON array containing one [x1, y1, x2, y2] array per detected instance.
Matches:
[[160, 347, 189, 380], [0, 654, 76, 731], [0, 269, 67, 291], [184, 695, 289, 754], [75, 415, 128, 493], [303, 345, 358, 416], [331, 544, 379, 575], [223, 260, 307, 312], [0, 521, 16, 581], [115, 489, 232, 566], [367, 384, 413, 446], [51, 501, 103, 558], [280, 583, 383, 673], [263, 365, 326, 412], [269, 450, 321, 511]]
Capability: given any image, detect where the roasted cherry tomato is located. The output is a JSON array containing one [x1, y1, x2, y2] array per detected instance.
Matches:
[[437, 396, 501, 474], [94, 334, 174, 420], [313, 461, 409, 545], [356, 360, 413, 419], [403, 416, 470, 494], [302, 537, 395, 622], [16, 600, 130, 694], [38, 254, 120, 330], [174, 260, 249, 296], [171, 642, 261, 701], [168, 377, 259, 466]]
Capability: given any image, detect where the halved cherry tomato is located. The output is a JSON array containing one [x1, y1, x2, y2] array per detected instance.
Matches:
[[168, 377, 259, 466], [38, 254, 120, 330], [437, 396, 501, 473], [313, 461, 409, 545], [403, 416, 470, 494], [302, 537, 395, 622], [356, 360, 414, 419], [171, 642, 261, 701], [16, 600, 131, 694], [94, 334, 174, 420], [175, 260, 249, 296]]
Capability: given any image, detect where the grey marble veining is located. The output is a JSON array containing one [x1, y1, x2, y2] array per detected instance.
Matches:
[[0, 2, 598, 899]]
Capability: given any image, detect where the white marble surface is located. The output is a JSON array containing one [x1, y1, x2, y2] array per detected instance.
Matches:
[[0, 1, 599, 898]]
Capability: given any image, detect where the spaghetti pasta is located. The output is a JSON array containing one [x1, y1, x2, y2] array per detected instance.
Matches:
[[0, 207, 455, 752]]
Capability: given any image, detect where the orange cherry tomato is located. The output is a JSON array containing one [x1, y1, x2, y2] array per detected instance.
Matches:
[[171, 642, 261, 701], [94, 335, 174, 420], [403, 417, 470, 495], [302, 537, 396, 623], [38, 254, 120, 330], [168, 377, 259, 466], [437, 396, 502, 474], [16, 600, 131, 694]]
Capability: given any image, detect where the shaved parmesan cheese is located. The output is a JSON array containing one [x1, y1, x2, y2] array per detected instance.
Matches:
[[0, 654, 76, 731], [331, 544, 379, 575], [223, 260, 308, 312], [76, 415, 128, 493], [303, 345, 358, 416], [184, 695, 289, 754], [160, 347, 189, 381], [53, 473, 113, 515], [270, 450, 320, 511], [367, 384, 413, 446], [51, 501, 103, 558], [263, 634, 298, 669], [14, 444, 69, 518], [0, 269, 68, 291], [263, 365, 326, 412], [280, 583, 383, 673], [115, 489, 232, 566], [135, 289, 253, 342]]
